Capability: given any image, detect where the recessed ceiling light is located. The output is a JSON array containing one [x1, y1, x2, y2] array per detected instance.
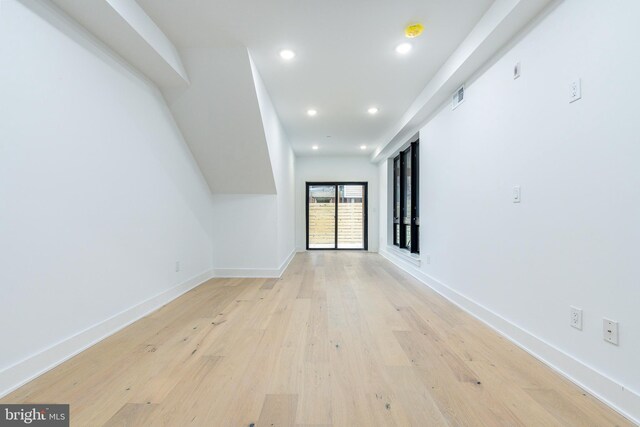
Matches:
[[279, 49, 295, 60], [395, 43, 412, 55], [307, 109, 318, 117], [312, 145, 319, 150], [360, 145, 367, 150], [368, 107, 379, 115]]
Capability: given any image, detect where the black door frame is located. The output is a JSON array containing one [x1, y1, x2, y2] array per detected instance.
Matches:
[[305, 182, 368, 251]]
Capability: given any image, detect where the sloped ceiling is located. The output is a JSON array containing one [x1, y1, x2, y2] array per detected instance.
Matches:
[[51, 0, 189, 87], [162, 48, 276, 194], [50, 0, 277, 194]]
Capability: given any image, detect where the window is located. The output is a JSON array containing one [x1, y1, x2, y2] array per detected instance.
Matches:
[[393, 157, 400, 245], [392, 140, 419, 253]]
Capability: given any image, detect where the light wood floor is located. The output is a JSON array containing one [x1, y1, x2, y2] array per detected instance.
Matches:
[[2, 252, 633, 426]]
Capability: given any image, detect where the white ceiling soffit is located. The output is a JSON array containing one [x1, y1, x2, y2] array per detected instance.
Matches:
[[51, 0, 189, 87], [372, 0, 554, 163], [162, 48, 277, 195]]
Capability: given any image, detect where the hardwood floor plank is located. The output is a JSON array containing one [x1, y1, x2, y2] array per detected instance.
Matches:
[[304, 289, 330, 363], [103, 403, 160, 427], [261, 278, 278, 290], [297, 268, 315, 299], [525, 388, 594, 425], [384, 366, 450, 427], [296, 363, 332, 425], [257, 394, 299, 427]]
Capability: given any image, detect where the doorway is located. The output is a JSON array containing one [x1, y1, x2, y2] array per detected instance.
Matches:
[[306, 182, 368, 250]]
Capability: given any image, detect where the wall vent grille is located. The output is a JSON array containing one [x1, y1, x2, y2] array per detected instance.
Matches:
[[452, 85, 465, 110]]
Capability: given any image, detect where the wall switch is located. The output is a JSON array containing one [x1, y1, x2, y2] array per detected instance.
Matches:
[[603, 318, 619, 345], [512, 186, 521, 203], [570, 306, 582, 330], [570, 78, 582, 103], [175, 261, 181, 272], [513, 62, 521, 79]]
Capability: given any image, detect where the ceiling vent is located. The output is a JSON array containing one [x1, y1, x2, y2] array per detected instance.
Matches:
[[452, 85, 465, 110]]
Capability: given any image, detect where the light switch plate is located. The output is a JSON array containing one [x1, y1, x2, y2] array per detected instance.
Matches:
[[512, 186, 521, 203], [570, 78, 582, 103]]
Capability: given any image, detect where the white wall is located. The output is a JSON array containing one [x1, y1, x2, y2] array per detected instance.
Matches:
[[0, 0, 214, 395], [210, 57, 296, 276], [251, 58, 296, 265], [211, 195, 279, 271], [296, 156, 379, 252], [379, 0, 640, 421]]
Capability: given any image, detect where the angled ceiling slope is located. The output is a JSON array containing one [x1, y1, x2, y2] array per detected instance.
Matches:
[[162, 48, 277, 194], [50, 0, 277, 194], [52, 0, 189, 87]]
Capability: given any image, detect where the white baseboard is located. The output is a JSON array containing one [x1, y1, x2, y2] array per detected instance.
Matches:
[[379, 248, 640, 425], [213, 249, 296, 278], [295, 247, 379, 253], [0, 269, 214, 399]]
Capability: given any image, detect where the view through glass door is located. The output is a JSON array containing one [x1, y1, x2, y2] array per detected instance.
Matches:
[[306, 182, 368, 250]]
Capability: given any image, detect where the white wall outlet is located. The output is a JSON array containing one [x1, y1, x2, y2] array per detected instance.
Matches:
[[570, 78, 582, 103], [603, 318, 619, 345], [513, 62, 521, 79], [512, 186, 521, 203], [425, 254, 431, 265], [570, 306, 582, 330], [175, 261, 180, 272]]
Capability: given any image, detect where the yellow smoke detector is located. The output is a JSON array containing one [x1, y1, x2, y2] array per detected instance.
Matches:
[[404, 23, 424, 38]]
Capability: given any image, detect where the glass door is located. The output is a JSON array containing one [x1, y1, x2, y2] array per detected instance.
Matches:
[[337, 184, 366, 249], [306, 182, 368, 250], [307, 184, 337, 249]]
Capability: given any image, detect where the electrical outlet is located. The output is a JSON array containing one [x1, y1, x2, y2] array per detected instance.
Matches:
[[570, 306, 582, 330], [603, 318, 619, 345], [175, 261, 180, 272], [425, 254, 431, 265], [570, 78, 582, 103]]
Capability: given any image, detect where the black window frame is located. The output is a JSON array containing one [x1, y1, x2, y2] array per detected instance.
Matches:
[[306, 182, 368, 251], [392, 140, 419, 253]]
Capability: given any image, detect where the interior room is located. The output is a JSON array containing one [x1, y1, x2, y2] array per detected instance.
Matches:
[[1, 0, 638, 425]]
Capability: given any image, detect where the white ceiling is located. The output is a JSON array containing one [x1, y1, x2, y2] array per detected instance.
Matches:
[[136, 0, 494, 156]]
